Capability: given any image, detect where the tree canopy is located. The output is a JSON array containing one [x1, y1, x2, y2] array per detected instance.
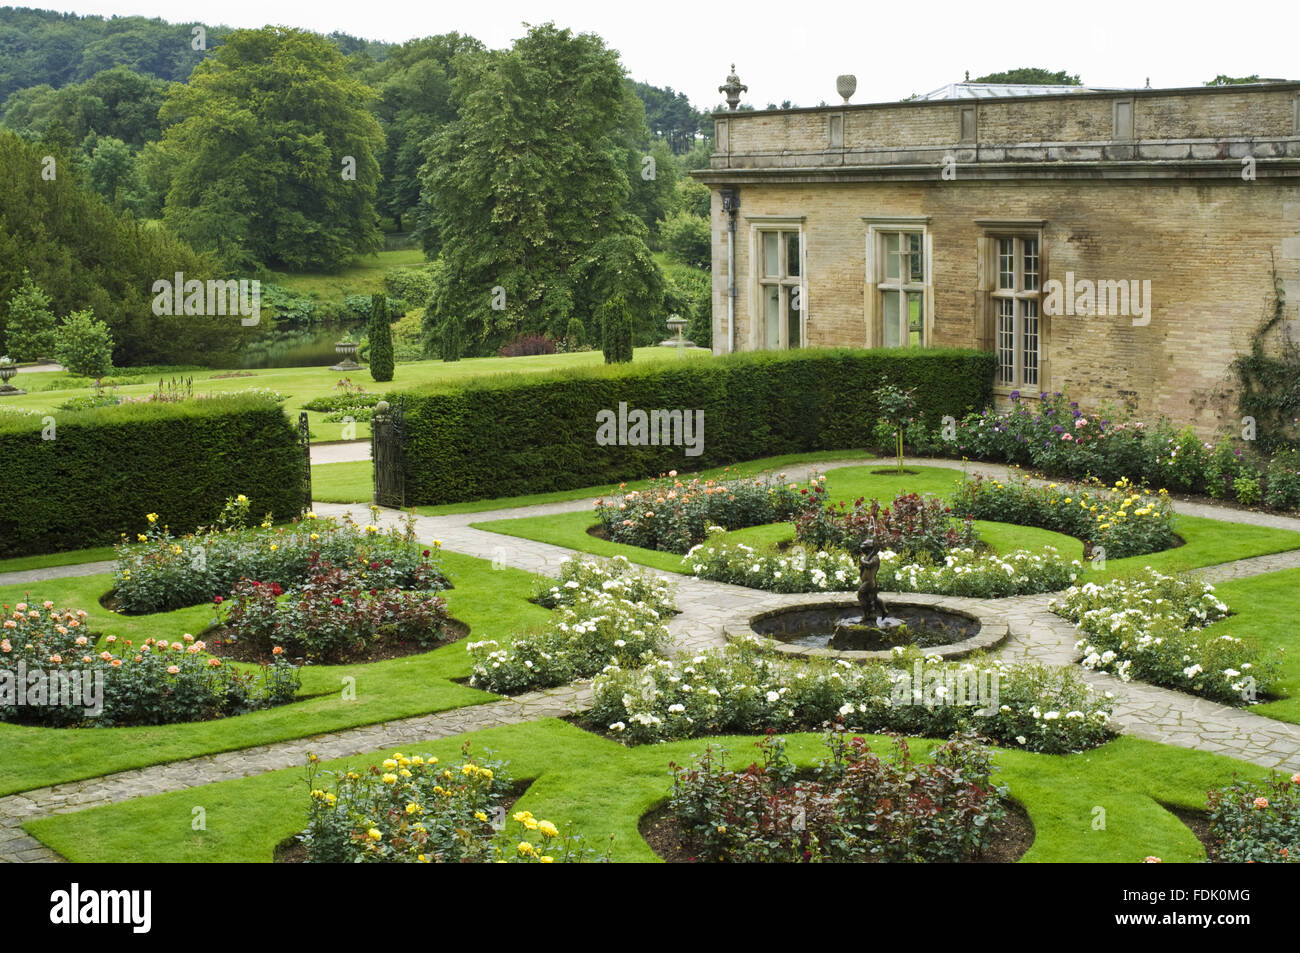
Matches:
[[158, 26, 385, 272], [972, 68, 1082, 85], [422, 23, 660, 354]]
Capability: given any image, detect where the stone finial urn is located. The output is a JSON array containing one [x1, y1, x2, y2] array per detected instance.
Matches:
[[719, 64, 748, 111], [837, 74, 857, 104]]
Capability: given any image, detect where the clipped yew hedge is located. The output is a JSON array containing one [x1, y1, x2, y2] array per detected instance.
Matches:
[[0, 395, 306, 557], [398, 348, 994, 505]]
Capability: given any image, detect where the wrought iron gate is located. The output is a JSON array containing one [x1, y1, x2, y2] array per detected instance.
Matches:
[[297, 411, 312, 511], [371, 399, 405, 507]]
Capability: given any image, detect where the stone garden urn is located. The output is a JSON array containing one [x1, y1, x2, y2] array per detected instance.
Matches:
[[330, 340, 364, 372], [837, 74, 857, 104], [660, 314, 695, 348], [0, 359, 24, 396]]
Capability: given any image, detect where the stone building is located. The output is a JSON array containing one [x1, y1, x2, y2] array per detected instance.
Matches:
[[692, 74, 1300, 430]]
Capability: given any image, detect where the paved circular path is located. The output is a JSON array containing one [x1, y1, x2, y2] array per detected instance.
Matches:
[[3, 455, 1300, 863]]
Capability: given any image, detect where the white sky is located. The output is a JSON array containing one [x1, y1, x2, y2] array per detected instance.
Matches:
[[37, 0, 1300, 108]]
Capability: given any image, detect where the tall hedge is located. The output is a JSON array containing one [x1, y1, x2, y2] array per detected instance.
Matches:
[[396, 348, 994, 504], [0, 395, 306, 556], [369, 292, 394, 382]]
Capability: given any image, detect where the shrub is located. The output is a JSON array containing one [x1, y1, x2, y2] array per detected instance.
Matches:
[[301, 378, 379, 416], [113, 503, 445, 613], [298, 748, 603, 863], [1206, 771, 1300, 863], [0, 602, 300, 727], [533, 555, 675, 614], [467, 557, 676, 694], [1266, 449, 1300, 510], [667, 730, 1007, 863], [220, 563, 450, 663], [0, 394, 305, 558], [396, 348, 994, 505], [590, 639, 1114, 753], [1234, 472, 1262, 505], [951, 472, 1176, 559], [793, 489, 977, 559], [368, 293, 394, 382], [1150, 425, 1211, 493], [497, 333, 556, 357], [563, 316, 587, 351], [600, 294, 633, 364], [58, 392, 122, 411], [945, 392, 1162, 485], [686, 538, 1081, 598], [54, 308, 114, 380], [3, 271, 57, 361], [1051, 569, 1276, 704], [595, 470, 804, 553]]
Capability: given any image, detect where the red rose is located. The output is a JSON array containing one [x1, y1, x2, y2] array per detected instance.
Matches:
[[422, 550, 430, 557], [331, 597, 343, 606], [214, 595, 223, 604]]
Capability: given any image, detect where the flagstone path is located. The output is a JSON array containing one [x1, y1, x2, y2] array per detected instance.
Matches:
[[3, 455, 1300, 862]]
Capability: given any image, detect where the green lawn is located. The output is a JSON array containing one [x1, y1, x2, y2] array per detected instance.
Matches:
[[0, 546, 117, 575], [22, 718, 1258, 864], [0, 550, 553, 796], [311, 461, 373, 503], [1202, 568, 1300, 726], [265, 247, 427, 301]]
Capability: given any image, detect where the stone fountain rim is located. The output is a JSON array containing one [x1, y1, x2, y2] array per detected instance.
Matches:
[[723, 591, 1010, 663]]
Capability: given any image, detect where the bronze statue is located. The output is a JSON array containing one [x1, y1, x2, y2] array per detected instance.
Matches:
[[855, 538, 888, 624]]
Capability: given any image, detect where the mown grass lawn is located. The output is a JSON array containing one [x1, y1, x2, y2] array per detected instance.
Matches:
[[0, 551, 552, 796], [469, 463, 1300, 577], [22, 718, 1254, 864], [1199, 567, 1300, 726]]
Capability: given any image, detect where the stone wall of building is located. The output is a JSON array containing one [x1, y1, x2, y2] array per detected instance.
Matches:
[[710, 178, 1300, 432], [717, 86, 1300, 161]]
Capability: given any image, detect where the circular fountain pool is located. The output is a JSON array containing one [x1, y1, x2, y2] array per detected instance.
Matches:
[[727, 595, 1010, 662]]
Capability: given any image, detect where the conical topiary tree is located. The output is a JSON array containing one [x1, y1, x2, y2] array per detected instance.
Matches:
[[601, 294, 633, 364], [4, 271, 57, 362], [439, 313, 462, 362], [368, 292, 394, 382]]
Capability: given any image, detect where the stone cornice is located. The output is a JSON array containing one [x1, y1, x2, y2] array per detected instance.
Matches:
[[691, 156, 1300, 184]]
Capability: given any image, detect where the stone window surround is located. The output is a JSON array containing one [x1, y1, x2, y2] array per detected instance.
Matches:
[[862, 216, 933, 349], [745, 215, 807, 351], [976, 219, 1048, 396]]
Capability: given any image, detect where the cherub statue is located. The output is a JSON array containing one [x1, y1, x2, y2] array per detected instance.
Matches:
[[855, 538, 888, 625]]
